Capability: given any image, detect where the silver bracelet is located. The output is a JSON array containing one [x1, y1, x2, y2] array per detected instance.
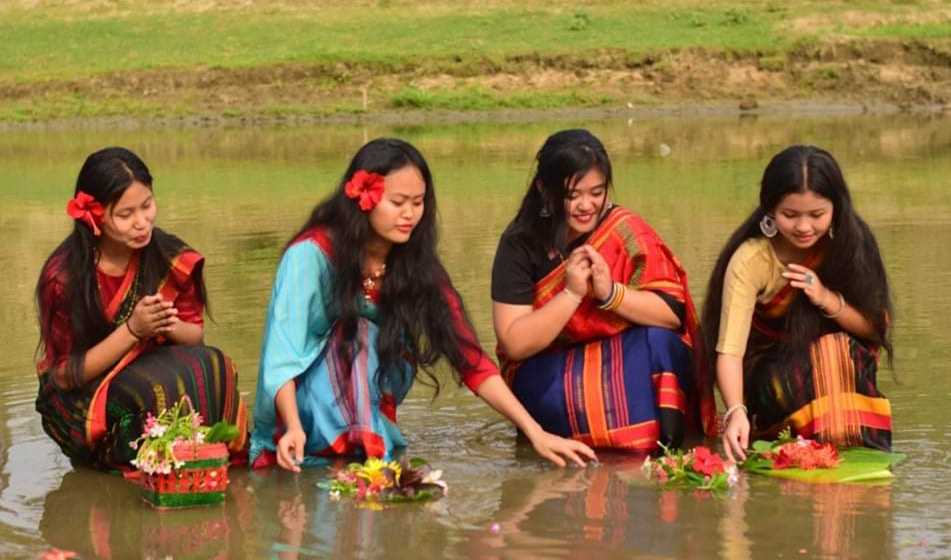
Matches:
[[722, 403, 748, 424]]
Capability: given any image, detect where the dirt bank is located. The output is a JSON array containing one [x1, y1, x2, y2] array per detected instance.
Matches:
[[2, 38, 949, 127]]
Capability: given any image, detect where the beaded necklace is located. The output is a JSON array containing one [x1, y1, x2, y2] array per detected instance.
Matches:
[[110, 267, 142, 327], [361, 264, 386, 301]]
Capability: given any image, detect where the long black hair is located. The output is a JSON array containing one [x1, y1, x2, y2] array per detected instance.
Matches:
[[506, 129, 613, 254], [288, 138, 479, 395], [36, 147, 201, 387], [701, 145, 893, 367]]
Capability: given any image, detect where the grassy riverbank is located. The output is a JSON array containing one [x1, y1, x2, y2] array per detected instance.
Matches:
[[1, 0, 950, 123]]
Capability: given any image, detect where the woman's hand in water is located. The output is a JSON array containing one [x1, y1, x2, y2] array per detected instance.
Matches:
[[276, 428, 306, 473], [721, 409, 750, 463], [528, 429, 598, 467], [127, 294, 178, 339]]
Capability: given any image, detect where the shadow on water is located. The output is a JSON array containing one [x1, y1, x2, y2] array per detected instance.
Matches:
[[1, 112, 950, 558]]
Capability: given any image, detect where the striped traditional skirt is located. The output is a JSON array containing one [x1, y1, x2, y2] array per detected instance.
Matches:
[[745, 331, 892, 450], [509, 326, 696, 452], [36, 344, 247, 470]]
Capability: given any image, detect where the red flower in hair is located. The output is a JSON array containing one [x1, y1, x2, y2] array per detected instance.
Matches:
[[344, 170, 386, 212], [66, 191, 105, 236]]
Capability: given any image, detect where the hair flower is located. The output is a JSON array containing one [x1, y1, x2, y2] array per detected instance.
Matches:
[[344, 170, 386, 212], [66, 191, 105, 236]]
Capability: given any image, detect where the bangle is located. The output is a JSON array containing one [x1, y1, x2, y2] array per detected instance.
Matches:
[[821, 291, 846, 318], [597, 282, 625, 312], [722, 403, 748, 424], [562, 287, 583, 303], [125, 320, 143, 341]]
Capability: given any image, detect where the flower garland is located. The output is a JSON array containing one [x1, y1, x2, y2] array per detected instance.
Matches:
[[642, 443, 738, 492], [319, 457, 447, 509], [129, 397, 238, 475]]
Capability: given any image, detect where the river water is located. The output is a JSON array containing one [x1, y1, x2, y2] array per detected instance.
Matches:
[[0, 112, 948, 559]]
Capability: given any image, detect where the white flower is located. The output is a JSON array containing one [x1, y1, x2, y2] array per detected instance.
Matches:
[[641, 456, 653, 479], [195, 432, 206, 444], [129, 440, 138, 450], [148, 424, 167, 438], [726, 464, 739, 486], [422, 469, 448, 494], [329, 489, 341, 501]]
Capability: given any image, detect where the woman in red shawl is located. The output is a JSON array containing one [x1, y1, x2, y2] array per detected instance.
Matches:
[[492, 129, 716, 454], [35, 147, 246, 470]]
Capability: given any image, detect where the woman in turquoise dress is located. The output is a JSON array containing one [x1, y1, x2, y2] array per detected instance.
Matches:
[[250, 138, 596, 470]]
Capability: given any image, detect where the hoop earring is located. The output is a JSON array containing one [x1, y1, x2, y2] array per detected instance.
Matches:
[[828, 226, 835, 240], [759, 215, 778, 238]]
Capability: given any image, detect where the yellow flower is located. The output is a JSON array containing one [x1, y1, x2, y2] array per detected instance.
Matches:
[[355, 458, 402, 488]]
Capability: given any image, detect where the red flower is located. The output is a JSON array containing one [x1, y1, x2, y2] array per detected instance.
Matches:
[[65, 191, 105, 236], [770, 438, 840, 470], [344, 170, 386, 212], [691, 446, 726, 476]]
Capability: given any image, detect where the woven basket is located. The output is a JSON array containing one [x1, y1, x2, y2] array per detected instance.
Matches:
[[141, 441, 229, 509]]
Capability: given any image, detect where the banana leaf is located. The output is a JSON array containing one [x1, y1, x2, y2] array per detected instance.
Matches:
[[743, 444, 905, 484]]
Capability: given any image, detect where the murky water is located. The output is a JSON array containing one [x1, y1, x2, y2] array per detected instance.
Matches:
[[1, 113, 949, 559]]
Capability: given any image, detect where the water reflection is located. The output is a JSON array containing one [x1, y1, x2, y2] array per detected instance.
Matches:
[[2, 112, 950, 558]]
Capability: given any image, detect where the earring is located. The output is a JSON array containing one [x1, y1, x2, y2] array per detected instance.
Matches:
[[828, 226, 835, 239], [539, 205, 551, 218], [759, 215, 778, 238]]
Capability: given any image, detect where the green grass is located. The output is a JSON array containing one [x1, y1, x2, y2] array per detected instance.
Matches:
[[0, 3, 800, 81], [389, 87, 612, 111], [0, 1, 948, 122]]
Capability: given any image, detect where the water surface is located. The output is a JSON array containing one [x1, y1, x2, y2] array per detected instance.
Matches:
[[1, 113, 949, 559]]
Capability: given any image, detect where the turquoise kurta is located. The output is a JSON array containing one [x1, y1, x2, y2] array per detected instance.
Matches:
[[250, 240, 412, 468]]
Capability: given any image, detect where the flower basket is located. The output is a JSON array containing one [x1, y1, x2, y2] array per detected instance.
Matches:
[[130, 396, 240, 510], [141, 441, 229, 509]]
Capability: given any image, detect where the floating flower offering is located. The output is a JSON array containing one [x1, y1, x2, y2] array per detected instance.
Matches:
[[319, 457, 448, 508], [642, 444, 738, 492], [741, 428, 905, 484]]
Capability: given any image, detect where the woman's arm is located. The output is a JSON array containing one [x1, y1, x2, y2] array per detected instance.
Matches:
[[784, 264, 877, 339], [717, 353, 749, 462], [53, 294, 179, 389], [609, 289, 681, 329], [163, 319, 204, 345], [493, 295, 581, 361], [493, 247, 591, 360], [581, 245, 680, 329], [274, 380, 306, 473], [475, 375, 597, 467]]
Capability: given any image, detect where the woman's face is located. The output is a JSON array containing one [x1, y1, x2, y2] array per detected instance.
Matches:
[[771, 190, 834, 250], [563, 167, 608, 240], [100, 181, 157, 251], [368, 165, 426, 245]]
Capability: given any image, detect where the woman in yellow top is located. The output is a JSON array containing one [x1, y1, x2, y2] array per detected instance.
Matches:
[[702, 145, 893, 462]]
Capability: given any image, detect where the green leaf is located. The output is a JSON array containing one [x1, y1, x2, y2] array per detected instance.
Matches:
[[751, 440, 774, 453], [408, 457, 429, 469], [745, 447, 905, 484], [204, 421, 239, 443]]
